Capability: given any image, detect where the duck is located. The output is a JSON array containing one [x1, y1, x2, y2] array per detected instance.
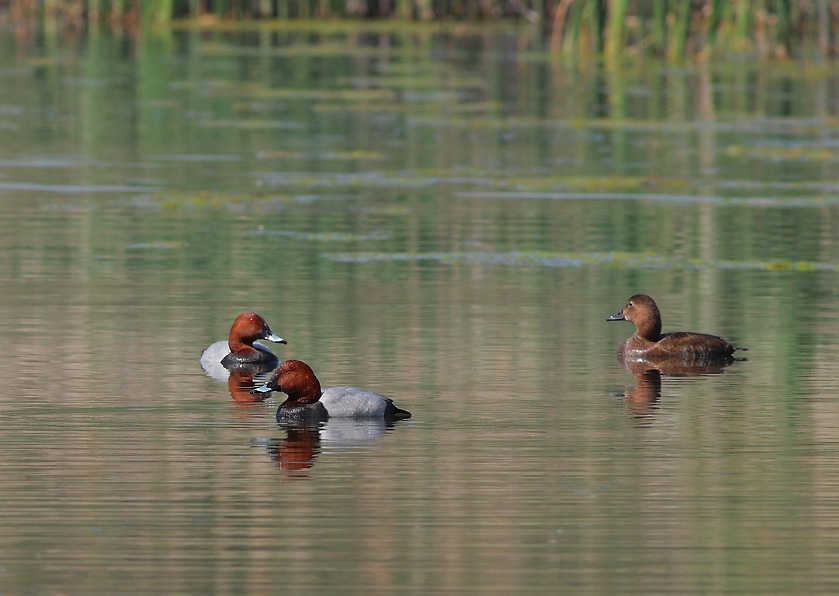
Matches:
[[251, 359, 412, 422], [607, 294, 741, 361], [200, 312, 287, 371]]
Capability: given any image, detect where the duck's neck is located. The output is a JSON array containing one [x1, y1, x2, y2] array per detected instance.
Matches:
[[228, 336, 257, 356], [634, 314, 662, 342], [281, 381, 323, 407]]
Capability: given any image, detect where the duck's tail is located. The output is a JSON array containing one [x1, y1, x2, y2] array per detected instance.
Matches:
[[385, 400, 412, 421]]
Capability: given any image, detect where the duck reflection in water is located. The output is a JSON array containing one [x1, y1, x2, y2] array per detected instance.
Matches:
[[265, 418, 396, 478], [226, 363, 276, 402], [225, 365, 277, 422], [267, 423, 321, 478], [619, 356, 735, 420]]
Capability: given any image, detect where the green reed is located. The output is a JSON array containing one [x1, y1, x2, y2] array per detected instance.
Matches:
[[555, 0, 829, 60], [1, 0, 835, 59]]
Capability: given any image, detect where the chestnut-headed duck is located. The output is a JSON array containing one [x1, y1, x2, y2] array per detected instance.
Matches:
[[200, 312, 287, 371], [607, 294, 741, 361], [251, 359, 412, 422]]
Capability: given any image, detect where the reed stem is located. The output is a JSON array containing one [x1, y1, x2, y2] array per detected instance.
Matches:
[[4, 0, 838, 59]]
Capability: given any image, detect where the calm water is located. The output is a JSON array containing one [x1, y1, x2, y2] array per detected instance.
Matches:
[[3, 23, 839, 593]]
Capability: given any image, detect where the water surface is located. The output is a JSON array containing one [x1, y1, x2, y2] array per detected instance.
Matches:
[[2, 25, 839, 593]]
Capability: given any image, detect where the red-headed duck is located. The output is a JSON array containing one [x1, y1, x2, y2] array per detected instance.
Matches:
[[607, 294, 741, 361], [200, 312, 287, 371], [251, 359, 412, 422]]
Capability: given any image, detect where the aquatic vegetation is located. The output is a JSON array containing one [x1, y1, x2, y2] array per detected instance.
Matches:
[[132, 191, 296, 211], [256, 171, 448, 190], [198, 40, 376, 58], [39, 202, 98, 212], [248, 164, 839, 205], [198, 118, 303, 130], [149, 154, 242, 162], [501, 174, 690, 194], [210, 83, 396, 103], [725, 143, 839, 162], [255, 150, 387, 161], [7, 1, 836, 60], [312, 103, 414, 115], [456, 190, 839, 207], [125, 241, 189, 250], [0, 157, 113, 168], [246, 230, 390, 242], [324, 250, 836, 272], [252, 168, 689, 194], [553, 0, 828, 59], [0, 182, 162, 194]]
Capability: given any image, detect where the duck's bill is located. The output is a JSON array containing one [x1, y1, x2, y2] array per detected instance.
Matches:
[[263, 333, 287, 344], [250, 384, 273, 395], [607, 311, 625, 321]]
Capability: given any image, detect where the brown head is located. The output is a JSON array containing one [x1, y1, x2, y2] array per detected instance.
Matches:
[[227, 312, 286, 354], [607, 294, 663, 341], [252, 359, 323, 407]]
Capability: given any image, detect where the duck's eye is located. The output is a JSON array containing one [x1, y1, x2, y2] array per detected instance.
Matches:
[[627, 301, 633, 307]]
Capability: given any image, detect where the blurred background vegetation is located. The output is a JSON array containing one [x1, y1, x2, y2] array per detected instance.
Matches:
[[0, 0, 837, 60]]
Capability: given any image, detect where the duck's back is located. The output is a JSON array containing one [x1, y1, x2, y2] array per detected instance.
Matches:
[[200, 340, 231, 368], [221, 343, 278, 367], [320, 386, 391, 417], [619, 331, 738, 364], [319, 386, 412, 420], [654, 331, 736, 359], [201, 340, 278, 366]]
